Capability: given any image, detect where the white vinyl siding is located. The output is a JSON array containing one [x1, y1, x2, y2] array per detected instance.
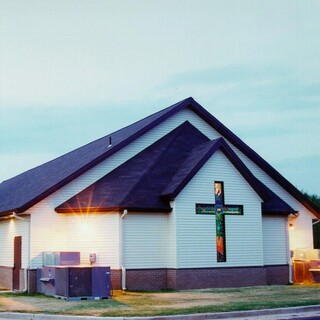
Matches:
[[123, 213, 168, 268], [29, 210, 120, 269], [225, 145, 315, 250], [0, 218, 29, 268], [174, 150, 263, 268], [262, 216, 288, 265]]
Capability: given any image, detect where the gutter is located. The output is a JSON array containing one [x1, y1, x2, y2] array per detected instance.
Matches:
[[12, 212, 30, 292], [313, 220, 320, 226]]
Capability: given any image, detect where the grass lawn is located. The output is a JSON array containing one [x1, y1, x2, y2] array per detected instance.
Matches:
[[0, 285, 320, 317]]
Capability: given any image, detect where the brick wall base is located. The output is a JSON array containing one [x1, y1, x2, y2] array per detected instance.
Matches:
[[0, 266, 13, 290], [126, 269, 167, 291], [111, 269, 122, 290], [125, 265, 289, 291], [28, 265, 289, 293], [19, 269, 25, 291], [27, 269, 38, 293], [265, 265, 289, 285]]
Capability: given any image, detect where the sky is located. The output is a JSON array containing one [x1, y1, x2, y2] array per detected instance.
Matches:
[[0, 0, 319, 195]]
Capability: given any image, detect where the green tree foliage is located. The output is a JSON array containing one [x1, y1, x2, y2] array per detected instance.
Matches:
[[302, 192, 320, 211]]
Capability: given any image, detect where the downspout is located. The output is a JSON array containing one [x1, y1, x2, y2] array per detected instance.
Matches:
[[120, 209, 128, 291], [287, 212, 299, 284], [12, 213, 30, 292], [286, 216, 293, 284]]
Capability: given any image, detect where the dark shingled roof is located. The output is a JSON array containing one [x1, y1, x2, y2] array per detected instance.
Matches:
[[55, 121, 210, 213], [56, 122, 296, 215], [0, 98, 193, 216], [0, 97, 319, 218]]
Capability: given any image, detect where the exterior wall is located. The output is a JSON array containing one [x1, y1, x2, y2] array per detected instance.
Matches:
[[16, 109, 208, 283], [0, 218, 29, 268], [226, 144, 316, 250], [0, 217, 29, 290], [262, 215, 288, 265], [171, 267, 267, 290], [123, 213, 168, 268], [27, 269, 37, 293], [0, 266, 12, 289], [124, 265, 289, 291], [174, 150, 264, 268], [265, 265, 289, 285], [110, 269, 122, 290], [161, 108, 315, 252], [29, 211, 120, 269], [4, 107, 311, 290], [155, 108, 314, 252], [126, 269, 168, 291]]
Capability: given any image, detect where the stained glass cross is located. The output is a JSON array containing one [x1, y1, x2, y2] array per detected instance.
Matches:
[[196, 182, 243, 262]]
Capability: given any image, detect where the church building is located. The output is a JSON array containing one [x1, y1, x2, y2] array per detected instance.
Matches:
[[0, 98, 319, 292]]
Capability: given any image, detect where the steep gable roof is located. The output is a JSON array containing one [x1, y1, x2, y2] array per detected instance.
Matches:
[[55, 122, 210, 213], [0, 97, 319, 218], [56, 122, 296, 215]]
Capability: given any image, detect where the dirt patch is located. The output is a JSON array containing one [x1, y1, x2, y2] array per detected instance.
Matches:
[[1, 285, 320, 317], [143, 292, 236, 309]]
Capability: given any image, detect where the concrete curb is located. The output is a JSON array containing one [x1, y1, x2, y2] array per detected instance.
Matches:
[[1, 305, 320, 320]]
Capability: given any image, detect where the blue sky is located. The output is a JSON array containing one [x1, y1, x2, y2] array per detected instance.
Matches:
[[0, 0, 319, 195]]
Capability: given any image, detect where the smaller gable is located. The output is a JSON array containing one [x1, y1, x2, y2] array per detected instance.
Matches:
[[56, 122, 296, 216], [55, 121, 210, 213]]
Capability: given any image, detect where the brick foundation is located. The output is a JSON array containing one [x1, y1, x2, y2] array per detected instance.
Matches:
[[19, 269, 25, 291], [265, 265, 289, 285], [126, 269, 168, 291], [0, 266, 13, 290], [125, 265, 289, 291], [171, 267, 268, 290], [27, 269, 38, 293], [111, 269, 122, 290]]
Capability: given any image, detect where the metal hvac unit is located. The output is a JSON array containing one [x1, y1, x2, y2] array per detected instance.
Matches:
[[55, 266, 92, 298], [52, 266, 111, 300], [38, 251, 111, 299], [42, 251, 81, 266]]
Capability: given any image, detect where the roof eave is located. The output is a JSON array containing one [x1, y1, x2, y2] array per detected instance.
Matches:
[[187, 101, 320, 218], [3, 97, 319, 218], [55, 206, 172, 214], [3, 99, 194, 215], [262, 210, 298, 216]]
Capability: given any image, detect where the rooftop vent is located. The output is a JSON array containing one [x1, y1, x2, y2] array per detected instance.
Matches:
[[108, 136, 112, 148]]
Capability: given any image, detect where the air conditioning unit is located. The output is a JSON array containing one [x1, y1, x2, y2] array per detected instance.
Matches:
[[293, 249, 320, 262], [42, 252, 80, 266], [39, 266, 111, 300]]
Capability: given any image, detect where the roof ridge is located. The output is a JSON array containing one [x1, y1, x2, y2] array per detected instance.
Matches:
[[2, 97, 319, 217], [0, 98, 194, 215], [1, 98, 193, 184]]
